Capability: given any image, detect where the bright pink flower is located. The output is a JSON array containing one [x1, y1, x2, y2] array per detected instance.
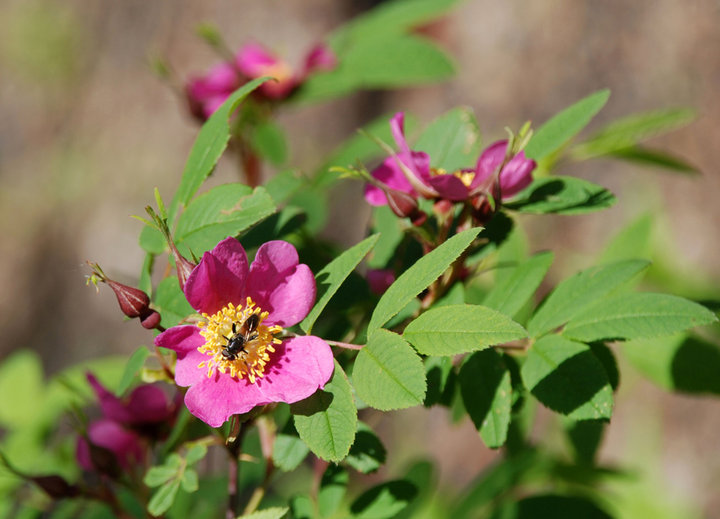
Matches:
[[303, 43, 338, 74], [186, 62, 243, 120], [364, 113, 536, 206], [367, 269, 396, 295], [76, 419, 145, 472], [154, 237, 334, 428]]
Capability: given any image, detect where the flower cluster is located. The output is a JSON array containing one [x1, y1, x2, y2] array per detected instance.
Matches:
[[186, 42, 336, 119], [155, 237, 334, 428], [364, 112, 536, 210]]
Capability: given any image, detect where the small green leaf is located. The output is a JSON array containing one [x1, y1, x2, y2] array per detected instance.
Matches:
[[175, 184, 276, 255], [264, 170, 304, 204], [318, 465, 348, 518], [301, 234, 379, 334], [605, 146, 699, 174], [527, 259, 650, 338], [143, 465, 178, 487], [153, 276, 194, 329], [498, 494, 613, 519], [346, 422, 387, 474], [403, 304, 527, 356], [525, 89, 610, 160], [483, 252, 553, 318], [180, 468, 198, 493], [350, 480, 418, 519], [147, 479, 181, 516], [521, 335, 614, 421], [292, 361, 357, 462], [272, 433, 309, 472], [415, 107, 481, 172], [251, 120, 288, 166], [368, 227, 481, 332], [565, 419, 606, 465], [571, 107, 696, 160], [459, 350, 512, 448], [238, 506, 289, 519], [184, 444, 207, 465], [116, 346, 150, 396], [289, 496, 314, 519], [563, 293, 718, 342], [424, 356, 456, 407], [505, 177, 616, 215], [353, 329, 426, 411]]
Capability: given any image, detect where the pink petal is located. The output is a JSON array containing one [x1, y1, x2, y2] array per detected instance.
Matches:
[[365, 156, 418, 206], [471, 140, 507, 189], [236, 43, 279, 77], [498, 151, 535, 198], [427, 174, 470, 201], [246, 241, 316, 327], [390, 112, 412, 155], [174, 347, 211, 387], [303, 43, 337, 74], [125, 385, 174, 424], [86, 373, 132, 423], [184, 373, 267, 428], [155, 325, 204, 354], [86, 419, 145, 469], [184, 237, 249, 314], [254, 336, 334, 403]]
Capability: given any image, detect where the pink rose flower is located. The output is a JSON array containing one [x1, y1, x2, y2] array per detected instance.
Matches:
[[364, 112, 536, 206], [155, 237, 334, 428], [186, 62, 243, 120]]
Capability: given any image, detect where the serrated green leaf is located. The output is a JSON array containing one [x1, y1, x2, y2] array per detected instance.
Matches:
[[116, 346, 150, 396], [521, 335, 613, 421], [527, 259, 650, 338], [368, 227, 481, 332], [605, 146, 700, 174], [504, 177, 616, 215], [459, 350, 512, 448], [423, 356, 456, 407], [239, 507, 289, 519], [346, 422, 387, 474], [147, 479, 181, 516], [525, 89, 610, 160], [175, 184, 276, 255], [301, 234, 379, 334], [153, 276, 194, 329], [180, 469, 198, 493], [184, 444, 207, 465], [403, 304, 527, 356], [251, 120, 287, 166], [318, 465, 348, 518], [571, 107, 695, 160], [350, 480, 418, 519], [563, 293, 718, 342], [353, 329, 426, 410], [292, 361, 357, 462], [414, 107, 481, 172], [623, 333, 720, 395], [272, 433, 309, 472], [565, 418, 606, 465], [483, 252, 553, 318]]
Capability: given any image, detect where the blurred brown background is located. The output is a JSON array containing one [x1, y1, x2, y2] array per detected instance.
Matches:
[[1, 0, 719, 516]]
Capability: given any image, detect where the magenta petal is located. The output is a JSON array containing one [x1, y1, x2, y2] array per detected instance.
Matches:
[[86, 373, 132, 423], [472, 140, 507, 190], [236, 43, 279, 77], [184, 238, 249, 314], [174, 347, 210, 387], [499, 151, 536, 198], [365, 156, 418, 206], [255, 336, 334, 403], [155, 325, 204, 354], [184, 374, 267, 427], [246, 242, 316, 327], [389, 112, 411, 155], [428, 174, 470, 201], [125, 385, 173, 424], [87, 419, 145, 469], [303, 43, 337, 74]]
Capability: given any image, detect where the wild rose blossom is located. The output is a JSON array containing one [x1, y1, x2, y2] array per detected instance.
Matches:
[[364, 112, 536, 206], [154, 237, 334, 428], [187, 42, 337, 119]]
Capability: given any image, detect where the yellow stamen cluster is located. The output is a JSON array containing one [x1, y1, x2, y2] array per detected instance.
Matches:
[[196, 297, 282, 383], [431, 167, 475, 188]]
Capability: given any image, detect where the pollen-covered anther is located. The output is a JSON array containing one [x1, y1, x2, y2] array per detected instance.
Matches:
[[195, 297, 282, 383]]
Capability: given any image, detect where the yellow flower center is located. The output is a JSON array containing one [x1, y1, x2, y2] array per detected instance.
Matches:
[[431, 167, 475, 188], [196, 297, 282, 383]]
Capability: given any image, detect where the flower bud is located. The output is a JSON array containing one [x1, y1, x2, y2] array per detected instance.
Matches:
[[170, 245, 196, 291], [105, 280, 151, 319], [385, 187, 420, 219], [31, 475, 80, 499], [140, 310, 162, 330]]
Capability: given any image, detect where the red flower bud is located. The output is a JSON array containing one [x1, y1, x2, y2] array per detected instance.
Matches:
[[171, 245, 196, 291], [106, 280, 151, 319], [140, 310, 162, 330], [385, 188, 420, 219]]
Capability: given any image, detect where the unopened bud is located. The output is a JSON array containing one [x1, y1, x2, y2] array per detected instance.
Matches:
[[140, 310, 162, 330], [385, 188, 419, 219], [171, 246, 196, 291], [106, 280, 151, 319], [31, 475, 80, 499], [411, 210, 428, 227]]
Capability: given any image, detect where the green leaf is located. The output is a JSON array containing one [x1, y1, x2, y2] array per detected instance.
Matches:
[[459, 350, 512, 448], [403, 304, 527, 356], [423, 356, 456, 407], [272, 433, 309, 472], [0, 350, 45, 428], [184, 444, 207, 465], [483, 252, 553, 318], [346, 422, 387, 474], [571, 107, 695, 160], [504, 177, 616, 215], [318, 465, 348, 518], [238, 507, 289, 519], [525, 89, 610, 160], [175, 185, 276, 255], [623, 333, 720, 395], [605, 146, 699, 174], [600, 213, 653, 264], [153, 276, 194, 329], [350, 480, 418, 519], [494, 494, 612, 519], [143, 465, 178, 487], [565, 419, 606, 465], [353, 329, 427, 410], [563, 293, 718, 342], [527, 259, 650, 338], [368, 227, 481, 332], [147, 479, 181, 516], [264, 170, 304, 204], [301, 234, 379, 334], [251, 120, 288, 166], [116, 346, 150, 396], [289, 496, 314, 519], [292, 361, 357, 462], [414, 107, 482, 172], [521, 335, 614, 421], [179, 469, 198, 493]]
